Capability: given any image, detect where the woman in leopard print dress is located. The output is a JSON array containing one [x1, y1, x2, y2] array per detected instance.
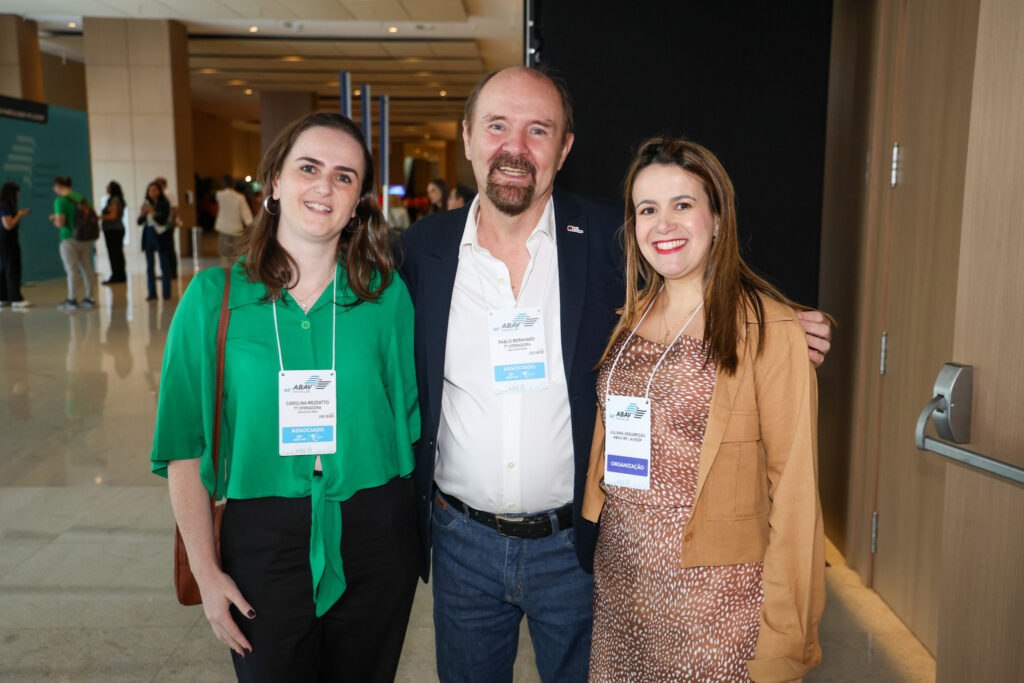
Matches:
[[581, 139, 824, 683]]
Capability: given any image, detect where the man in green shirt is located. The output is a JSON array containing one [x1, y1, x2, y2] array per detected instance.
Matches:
[[48, 176, 96, 310]]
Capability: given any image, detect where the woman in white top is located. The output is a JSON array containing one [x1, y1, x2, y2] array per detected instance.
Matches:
[[214, 179, 254, 268]]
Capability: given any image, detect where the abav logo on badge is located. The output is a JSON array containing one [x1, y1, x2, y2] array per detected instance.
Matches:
[[612, 401, 648, 421], [493, 311, 540, 332], [284, 374, 332, 393]]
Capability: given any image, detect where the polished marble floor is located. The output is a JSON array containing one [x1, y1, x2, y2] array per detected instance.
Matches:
[[0, 262, 935, 681]]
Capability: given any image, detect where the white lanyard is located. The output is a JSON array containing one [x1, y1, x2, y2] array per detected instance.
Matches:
[[604, 287, 704, 400], [468, 235, 555, 310], [272, 266, 338, 374], [603, 288, 703, 490], [272, 265, 339, 458], [470, 233, 555, 394]]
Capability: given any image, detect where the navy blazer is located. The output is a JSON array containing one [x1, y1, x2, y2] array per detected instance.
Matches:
[[397, 189, 625, 581]]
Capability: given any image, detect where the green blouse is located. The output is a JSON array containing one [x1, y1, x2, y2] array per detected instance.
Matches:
[[151, 262, 419, 616]]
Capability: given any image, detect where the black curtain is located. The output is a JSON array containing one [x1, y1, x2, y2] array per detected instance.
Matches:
[[535, 0, 833, 306]]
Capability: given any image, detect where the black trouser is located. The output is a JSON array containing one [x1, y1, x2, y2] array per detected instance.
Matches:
[[102, 226, 126, 281], [0, 233, 22, 302], [221, 477, 420, 683]]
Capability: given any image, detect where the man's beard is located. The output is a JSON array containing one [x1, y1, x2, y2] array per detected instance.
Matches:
[[484, 152, 537, 216]]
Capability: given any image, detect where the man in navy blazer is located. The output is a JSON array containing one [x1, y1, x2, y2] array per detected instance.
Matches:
[[397, 67, 831, 683], [400, 185, 624, 554]]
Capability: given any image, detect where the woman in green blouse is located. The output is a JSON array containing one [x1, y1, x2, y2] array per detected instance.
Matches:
[[152, 112, 420, 681]]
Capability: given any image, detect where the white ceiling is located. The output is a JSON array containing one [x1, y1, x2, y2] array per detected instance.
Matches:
[[13, 0, 522, 140]]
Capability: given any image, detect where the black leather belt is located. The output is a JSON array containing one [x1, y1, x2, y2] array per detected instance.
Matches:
[[436, 490, 573, 539]]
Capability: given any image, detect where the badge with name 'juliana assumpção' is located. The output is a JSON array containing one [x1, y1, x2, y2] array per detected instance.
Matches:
[[601, 290, 703, 492], [278, 370, 337, 456], [604, 394, 652, 490]]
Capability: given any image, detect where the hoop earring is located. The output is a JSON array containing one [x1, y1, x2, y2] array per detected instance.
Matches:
[[262, 195, 279, 215]]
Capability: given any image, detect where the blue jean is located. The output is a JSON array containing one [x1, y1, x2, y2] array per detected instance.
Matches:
[[431, 493, 593, 683], [142, 227, 172, 298]]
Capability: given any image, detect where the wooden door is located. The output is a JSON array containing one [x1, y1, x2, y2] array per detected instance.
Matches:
[[825, 0, 907, 584], [871, 0, 980, 654], [934, 0, 1024, 678]]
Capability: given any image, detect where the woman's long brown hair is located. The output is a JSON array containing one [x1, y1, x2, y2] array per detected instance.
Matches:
[[239, 112, 392, 304], [603, 138, 798, 375]]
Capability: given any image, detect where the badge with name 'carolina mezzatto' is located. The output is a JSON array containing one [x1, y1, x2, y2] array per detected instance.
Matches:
[[278, 370, 337, 456]]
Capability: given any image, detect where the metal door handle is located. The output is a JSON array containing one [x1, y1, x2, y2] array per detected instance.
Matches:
[[915, 363, 1024, 485]]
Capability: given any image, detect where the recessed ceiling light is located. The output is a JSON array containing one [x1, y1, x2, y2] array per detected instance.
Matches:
[[248, 26, 258, 33], [199, 68, 216, 74], [282, 56, 303, 62], [439, 90, 447, 97], [228, 79, 245, 86], [353, 89, 361, 96], [388, 26, 398, 33], [67, 22, 77, 28], [244, 89, 253, 95]]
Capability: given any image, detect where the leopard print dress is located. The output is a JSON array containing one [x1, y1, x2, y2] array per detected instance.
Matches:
[[590, 334, 764, 682]]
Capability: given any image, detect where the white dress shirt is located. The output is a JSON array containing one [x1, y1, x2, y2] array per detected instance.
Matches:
[[214, 188, 254, 236], [434, 196, 575, 515]]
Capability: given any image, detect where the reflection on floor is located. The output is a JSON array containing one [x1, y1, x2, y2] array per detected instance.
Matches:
[[0, 266, 935, 682]]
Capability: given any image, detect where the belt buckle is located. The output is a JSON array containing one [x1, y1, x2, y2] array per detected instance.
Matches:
[[494, 514, 520, 537]]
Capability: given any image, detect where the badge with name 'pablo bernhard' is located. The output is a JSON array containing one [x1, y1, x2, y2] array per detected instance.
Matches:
[[487, 307, 549, 394], [278, 370, 337, 456], [604, 394, 652, 490]]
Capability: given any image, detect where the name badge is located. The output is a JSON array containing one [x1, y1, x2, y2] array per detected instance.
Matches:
[[604, 395, 652, 490], [487, 307, 549, 394], [278, 370, 337, 456]]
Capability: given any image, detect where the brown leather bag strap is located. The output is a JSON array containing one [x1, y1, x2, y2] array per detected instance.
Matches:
[[210, 266, 232, 503]]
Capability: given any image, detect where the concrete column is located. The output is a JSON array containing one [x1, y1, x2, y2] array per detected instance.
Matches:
[[0, 14, 44, 102], [260, 91, 317, 154], [82, 17, 195, 269]]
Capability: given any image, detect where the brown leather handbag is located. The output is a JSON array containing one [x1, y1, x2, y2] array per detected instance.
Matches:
[[174, 267, 232, 606]]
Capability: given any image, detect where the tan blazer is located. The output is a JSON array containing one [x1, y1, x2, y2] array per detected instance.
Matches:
[[582, 295, 824, 683]]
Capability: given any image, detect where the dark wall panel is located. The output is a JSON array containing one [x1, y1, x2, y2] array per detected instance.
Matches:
[[536, 0, 833, 306]]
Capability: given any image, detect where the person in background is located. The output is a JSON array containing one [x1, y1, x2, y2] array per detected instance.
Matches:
[[214, 177, 254, 269], [138, 181, 174, 301], [446, 184, 476, 211], [152, 111, 419, 681], [49, 176, 97, 311], [156, 176, 177, 212], [0, 181, 31, 309], [582, 138, 824, 682], [100, 181, 127, 285], [426, 178, 450, 214], [155, 176, 179, 278]]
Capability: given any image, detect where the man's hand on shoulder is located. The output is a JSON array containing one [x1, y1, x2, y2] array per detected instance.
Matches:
[[797, 310, 832, 368]]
